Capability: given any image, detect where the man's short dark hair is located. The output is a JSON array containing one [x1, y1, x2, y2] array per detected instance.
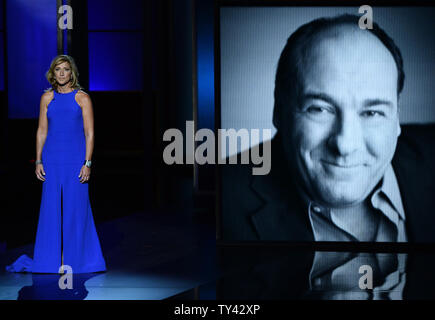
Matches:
[[273, 14, 405, 130]]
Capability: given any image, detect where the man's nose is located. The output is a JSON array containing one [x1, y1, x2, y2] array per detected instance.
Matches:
[[328, 112, 363, 157]]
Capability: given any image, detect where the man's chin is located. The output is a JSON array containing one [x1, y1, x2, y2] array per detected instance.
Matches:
[[315, 183, 367, 208]]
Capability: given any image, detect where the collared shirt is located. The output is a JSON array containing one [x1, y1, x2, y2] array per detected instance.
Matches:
[[301, 164, 407, 242]]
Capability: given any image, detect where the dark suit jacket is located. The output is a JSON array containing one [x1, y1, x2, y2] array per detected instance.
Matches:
[[221, 124, 435, 242]]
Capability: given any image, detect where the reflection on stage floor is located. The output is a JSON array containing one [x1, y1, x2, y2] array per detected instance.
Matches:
[[216, 245, 435, 300]]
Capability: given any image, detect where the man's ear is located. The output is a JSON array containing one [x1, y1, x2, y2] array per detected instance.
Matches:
[[272, 102, 281, 131], [396, 96, 401, 137]]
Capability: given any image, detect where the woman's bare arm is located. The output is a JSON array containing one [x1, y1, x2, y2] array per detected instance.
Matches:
[[35, 91, 52, 181], [36, 92, 52, 161], [76, 91, 94, 161]]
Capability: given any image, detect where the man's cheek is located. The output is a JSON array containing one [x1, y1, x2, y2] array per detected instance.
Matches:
[[365, 126, 398, 161], [295, 131, 328, 175], [296, 123, 330, 154]]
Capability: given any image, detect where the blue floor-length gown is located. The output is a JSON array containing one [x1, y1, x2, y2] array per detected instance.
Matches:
[[6, 89, 106, 274]]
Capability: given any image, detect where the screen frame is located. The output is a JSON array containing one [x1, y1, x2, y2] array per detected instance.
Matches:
[[214, 0, 435, 250]]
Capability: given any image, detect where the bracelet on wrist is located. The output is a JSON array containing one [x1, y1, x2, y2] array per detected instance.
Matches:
[[35, 160, 42, 165], [84, 160, 92, 168]]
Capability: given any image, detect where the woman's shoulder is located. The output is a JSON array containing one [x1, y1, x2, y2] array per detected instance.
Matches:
[[75, 89, 92, 105], [41, 88, 54, 100], [76, 89, 89, 97]]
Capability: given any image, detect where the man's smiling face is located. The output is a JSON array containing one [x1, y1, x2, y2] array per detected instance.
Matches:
[[281, 26, 401, 208]]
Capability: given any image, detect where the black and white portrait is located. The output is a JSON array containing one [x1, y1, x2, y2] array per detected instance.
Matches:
[[219, 6, 435, 242]]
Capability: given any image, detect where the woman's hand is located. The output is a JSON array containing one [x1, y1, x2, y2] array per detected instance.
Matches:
[[79, 165, 91, 183], [35, 163, 46, 181]]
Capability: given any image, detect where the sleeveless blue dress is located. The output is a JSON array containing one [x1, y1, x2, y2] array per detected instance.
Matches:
[[6, 89, 106, 274]]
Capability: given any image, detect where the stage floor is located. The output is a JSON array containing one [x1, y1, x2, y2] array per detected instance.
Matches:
[[0, 211, 217, 300]]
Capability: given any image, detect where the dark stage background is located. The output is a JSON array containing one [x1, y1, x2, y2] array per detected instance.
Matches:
[[1, 1, 434, 248]]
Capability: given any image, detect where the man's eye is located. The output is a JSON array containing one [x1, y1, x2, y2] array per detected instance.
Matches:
[[306, 106, 332, 115], [361, 110, 384, 118], [307, 106, 329, 114]]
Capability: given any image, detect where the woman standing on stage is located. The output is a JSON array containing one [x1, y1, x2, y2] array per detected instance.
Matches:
[[6, 55, 106, 274]]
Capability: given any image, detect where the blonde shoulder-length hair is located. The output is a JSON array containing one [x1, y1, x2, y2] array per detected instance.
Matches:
[[44, 55, 83, 93]]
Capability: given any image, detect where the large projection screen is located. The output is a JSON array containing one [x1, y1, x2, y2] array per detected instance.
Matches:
[[217, 4, 435, 243]]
